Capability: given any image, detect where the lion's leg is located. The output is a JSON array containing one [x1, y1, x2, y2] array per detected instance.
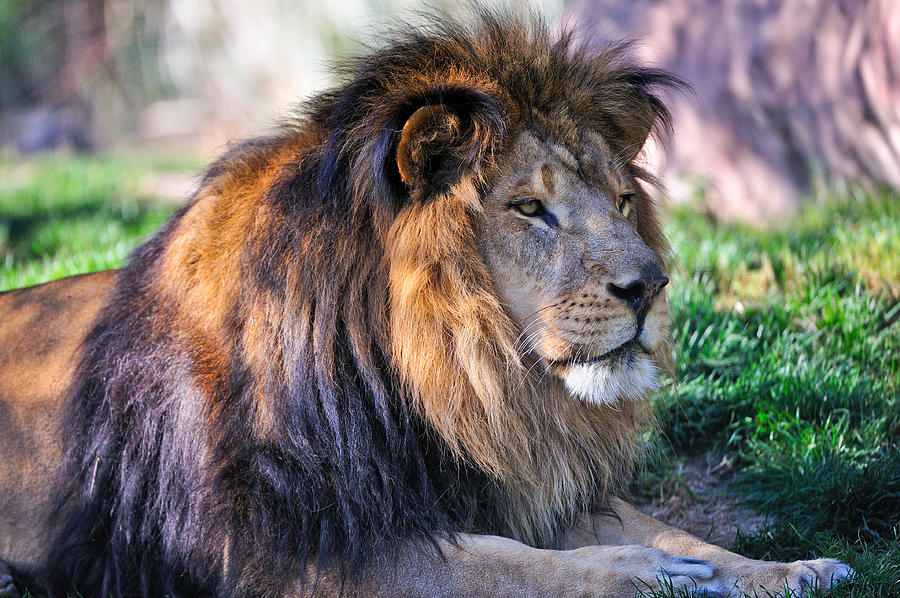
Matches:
[[564, 497, 852, 597], [0, 562, 20, 598], [312, 533, 723, 598]]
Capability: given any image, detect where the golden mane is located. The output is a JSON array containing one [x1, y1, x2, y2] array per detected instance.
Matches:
[[387, 177, 653, 543]]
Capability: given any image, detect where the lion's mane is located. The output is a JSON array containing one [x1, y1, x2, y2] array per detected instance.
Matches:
[[47, 12, 678, 598]]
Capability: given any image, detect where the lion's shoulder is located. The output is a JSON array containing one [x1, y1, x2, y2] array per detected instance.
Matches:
[[0, 269, 118, 409], [0, 271, 118, 379]]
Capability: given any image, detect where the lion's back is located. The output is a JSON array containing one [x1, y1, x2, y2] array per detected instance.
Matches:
[[0, 270, 117, 574]]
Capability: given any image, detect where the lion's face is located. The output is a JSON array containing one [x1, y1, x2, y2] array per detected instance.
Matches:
[[474, 130, 670, 405]]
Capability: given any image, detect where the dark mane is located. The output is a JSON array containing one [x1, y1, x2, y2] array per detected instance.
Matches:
[[47, 11, 680, 598]]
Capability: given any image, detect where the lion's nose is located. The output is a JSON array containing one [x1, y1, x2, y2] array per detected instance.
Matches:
[[606, 262, 668, 323]]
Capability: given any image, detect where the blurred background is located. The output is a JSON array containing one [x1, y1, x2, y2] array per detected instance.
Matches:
[[0, 2, 898, 594], [1, 0, 898, 222], [0, 0, 568, 156]]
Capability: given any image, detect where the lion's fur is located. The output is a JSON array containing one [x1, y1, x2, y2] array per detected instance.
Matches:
[[1, 12, 681, 598]]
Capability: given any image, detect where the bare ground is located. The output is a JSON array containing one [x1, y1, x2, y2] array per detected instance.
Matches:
[[633, 451, 768, 548]]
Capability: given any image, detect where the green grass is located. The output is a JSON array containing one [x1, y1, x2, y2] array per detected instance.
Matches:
[[0, 152, 200, 290], [647, 194, 900, 596], [1, 154, 898, 596]]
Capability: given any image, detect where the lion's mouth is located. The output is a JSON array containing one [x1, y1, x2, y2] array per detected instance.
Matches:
[[554, 335, 660, 405], [553, 338, 647, 367]]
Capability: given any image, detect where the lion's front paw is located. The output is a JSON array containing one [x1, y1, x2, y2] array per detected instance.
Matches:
[[727, 558, 853, 597], [645, 556, 725, 596], [0, 562, 20, 598], [571, 545, 725, 596], [792, 558, 853, 594]]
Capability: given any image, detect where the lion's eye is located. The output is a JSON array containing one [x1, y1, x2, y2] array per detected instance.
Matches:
[[513, 199, 546, 217], [617, 192, 634, 218]]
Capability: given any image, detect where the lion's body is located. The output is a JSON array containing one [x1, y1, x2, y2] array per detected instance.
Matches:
[[0, 12, 850, 598], [0, 272, 115, 575]]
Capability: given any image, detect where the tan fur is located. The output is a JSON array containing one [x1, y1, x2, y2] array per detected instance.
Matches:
[[0, 272, 117, 574], [305, 500, 850, 598]]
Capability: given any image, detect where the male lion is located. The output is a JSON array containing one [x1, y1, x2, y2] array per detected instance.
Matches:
[[0, 13, 851, 598]]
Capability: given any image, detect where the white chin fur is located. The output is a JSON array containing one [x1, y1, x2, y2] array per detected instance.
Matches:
[[563, 356, 658, 405]]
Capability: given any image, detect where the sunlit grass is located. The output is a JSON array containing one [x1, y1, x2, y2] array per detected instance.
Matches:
[[0, 152, 200, 290], [647, 193, 900, 596]]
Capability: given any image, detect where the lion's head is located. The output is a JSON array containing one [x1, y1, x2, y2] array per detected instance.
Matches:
[[476, 130, 671, 404], [52, 12, 682, 596], [379, 16, 678, 542]]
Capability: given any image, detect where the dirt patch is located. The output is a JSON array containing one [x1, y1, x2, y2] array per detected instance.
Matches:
[[633, 451, 768, 548]]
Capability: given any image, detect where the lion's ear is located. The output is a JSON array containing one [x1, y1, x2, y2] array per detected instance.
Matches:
[[616, 100, 657, 161], [396, 105, 465, 194], [392, 92, 504, 200], [594, 68, 684, 162]]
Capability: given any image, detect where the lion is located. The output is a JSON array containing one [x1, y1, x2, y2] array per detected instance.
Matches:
[[0, 13, 851, 598]]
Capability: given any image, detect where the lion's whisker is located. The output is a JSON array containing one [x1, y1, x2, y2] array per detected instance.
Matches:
[[518, 321, 553, 355], [514, 315, 550, 350], [512, 300, 568, 349]]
